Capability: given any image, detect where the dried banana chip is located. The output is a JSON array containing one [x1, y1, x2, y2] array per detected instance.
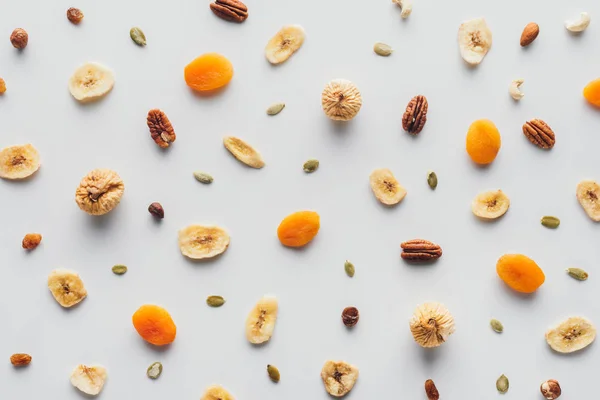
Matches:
[[223, 136, 264, 168], [47, 269, 87, 308], [369, 168, 406, 205], [178, 225, 230, 260], [471, 189, 510, 219], [320, 360, 359, 397], [545, 316, 596, 353], [201, 384, 235, 400], [576, 180, 600, 221], [0, 144, 40, 180], [70, 364, 107, 395], [245, 295, 278, 344]]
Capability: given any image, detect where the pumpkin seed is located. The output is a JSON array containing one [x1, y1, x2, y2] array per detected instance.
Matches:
[[303, 159, 319, 173], [130, 27, 146, 46], [344, 260, 355, 277], [267, 364, 280, 382], [490, 319, 504, 333], [194, 171, 213, 184], [373, 42, 393, 56], [146, 362, 162, 379], [206, 295, 226, 307], [496, 374, 509, 393], [112, 265, 127, 275], [427, 171, 438, 189], [541, 216, 560, 229], [566, 267, 588, 281], [266, 102, 285, 115]]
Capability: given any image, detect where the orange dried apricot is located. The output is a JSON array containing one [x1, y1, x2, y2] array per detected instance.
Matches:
[[496, 254, 545, 293], [132, 304, 177, 346], [277, 211, 320, 247], [583, 78, 600, 107], [184, 53, 233, 91], [466, 119, 501, 165]]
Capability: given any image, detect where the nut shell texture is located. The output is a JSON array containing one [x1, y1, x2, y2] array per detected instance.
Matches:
[[321, 79, 362, 121], [409, 302, 455, 348], [75, 169, 124, 215]]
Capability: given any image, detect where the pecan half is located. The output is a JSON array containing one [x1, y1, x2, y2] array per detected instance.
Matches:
[[147, 109, 176, 148], [425, 379, 440, 400], [210, 0, 248, 23], [402, 95, 428, 134], [522, 119, 555, 149], [401, 239, 442, 261]]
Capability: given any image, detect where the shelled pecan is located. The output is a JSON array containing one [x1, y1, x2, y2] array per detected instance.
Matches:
[[402, 95, 428, 134], [522, 119, 555, 149], [401, 239, 442, 261], [147, 109, 176, 148], [210, 0, 248, 23]]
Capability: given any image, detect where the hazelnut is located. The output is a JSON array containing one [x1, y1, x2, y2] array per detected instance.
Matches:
[[66, 8, 84, 24], [540, 379, 561, 399], [10, 28, 28, 49], [148, 202, 164, 219], [341, 306, 359, 327], [22, 233, 42, 250]]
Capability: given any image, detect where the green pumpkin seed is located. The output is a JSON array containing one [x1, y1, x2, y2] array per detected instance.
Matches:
[[130, 27, 146, 46], [112, 265, 127, 275], [373, 42, 393, 56], [194, 171, 213, 184], [146, 362, 162, 379], [541, 216, 560, 228], [490, 319, 504, 333], [266, 103, 285, 115], [344, 260, 355, 277], [427, 171, 438, 189], [303, 159, 319, 173], [206, 295, 226, 307], [566, 267, 588, 281], [496, 374, 509, 393], [267, 364, 280, 382]]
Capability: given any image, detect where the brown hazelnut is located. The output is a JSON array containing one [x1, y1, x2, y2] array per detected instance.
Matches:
[[148, 202, 164, 219], [10, 28, 28, 49], [541, 379, 561, 399], [341, 306, 359, 327], [22, 233, 42, 250], [66, 8, 84, 24]]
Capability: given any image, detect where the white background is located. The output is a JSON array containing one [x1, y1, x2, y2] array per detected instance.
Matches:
[[1, 0, 600, 398]]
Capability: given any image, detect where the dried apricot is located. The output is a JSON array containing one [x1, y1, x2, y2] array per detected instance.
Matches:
[[184, 53, 233, 91], [583, 78, 600, 107], [466, 119, 501, 165], [132, 304, 177, 346], [277, 211, 320, 247], [496, 254, 545, 293]]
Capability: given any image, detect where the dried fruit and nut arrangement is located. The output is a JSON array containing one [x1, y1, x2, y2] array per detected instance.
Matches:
[[2, 0, 600, 399]]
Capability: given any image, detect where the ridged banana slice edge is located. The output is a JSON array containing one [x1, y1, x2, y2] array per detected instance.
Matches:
[[458, 17, 492, 66], [245, 295, 278, 344], [471, 189, 509, 219], [47, 268, 87, 308], [0, 144, 40, 180], [369, 168, 407, 205], [545, 316, 596, 353], [178, 225, 230, 260], [70, 364, 107, 396], [265, 25, 305, 64], [68, 62, 115, 102]]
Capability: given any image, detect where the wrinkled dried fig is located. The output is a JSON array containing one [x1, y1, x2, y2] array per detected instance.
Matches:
[[75, 169, 124, 215]]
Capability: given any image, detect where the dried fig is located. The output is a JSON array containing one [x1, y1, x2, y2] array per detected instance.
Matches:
[[75, 169, 124, 215]]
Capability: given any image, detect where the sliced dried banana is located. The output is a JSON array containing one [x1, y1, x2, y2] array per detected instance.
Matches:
[[0, 144, 40, 180], [458, 17, 492, 66], [369, 168, 406, 205], [471, 189, 510, 219], [265, 25, 305, 65], [245, 295, 278, 344], [223, 136, 265, 169], [68, 62, 115, 102], [47, 269, 87, 308], [545, 316, 596, 353], [178, 225, 230, 260], [201, 384, 235, 400], [320, 360, 359, 397], [576, 180, 600, 221], [70, 364, 107, 396], [409, 302, 455, 348]]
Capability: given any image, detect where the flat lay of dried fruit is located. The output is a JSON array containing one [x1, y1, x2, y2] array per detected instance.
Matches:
[[541, 216, 560, 228], [576, 180, 600, 221], [146, 362, 163, 379], [147, 109, 176, 148], [344, 260, 355, 277], [520, 22, 539, 46], [75, 169, 124, 215], [223, 136, 265, 168], [0, 77, 5, 94], [341, 306, 359, 327], [545, 316, 596, 353], [111, 265, 127, 275], [321, 79, 362, 121], [47, 268, 87, 308], [70, 364, 107, 396], [194, 171, 214, 184], [509, 79, 525, 100], [66, 8, 84, 24], [471, 189, 510, 219], [373, 42, 393, 56], [392, 0, 412, 18], [130, 27, 146, 46], [184, 53, 233, 91], [583, 78, 600, 107], [0, 143, 41, 180], [458, 18, 492, 66], [10, 353, 32, 367], [267, 364, 280, 382], [496, 374, 509, 393], [427, 171, 437, 189], [68, 62, 115, 102], [565, 12, 590, 33], [148, 202, 164, 218], [523, 119, 555, 149], [210, 0, 248, 22], [497, 254, 545, 293], [490, 318, 504, 333], [132, 304, 177, 346], [277, 210, 320, 247], [409, 302, 455, 348], [22, 233, 42, 250], [303, 159, 319, 173], [566, 267, 588, 281], [541, 379, 561, 399], [425, 379, 439, 400], [320, 360, 359, 397], [369, 168, 406, 205], [402, 95, 428, 134], [401, 239, 442, 261], [245, 295, 278, 344], [201, 384, 235, 400], [265, 25, 305, 64], [10, 28, 28, 49], [178, 224, 230, 259], [206, 295, 226, 307], [266, 102, 285, 115], [466, 119, 501, 164]]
